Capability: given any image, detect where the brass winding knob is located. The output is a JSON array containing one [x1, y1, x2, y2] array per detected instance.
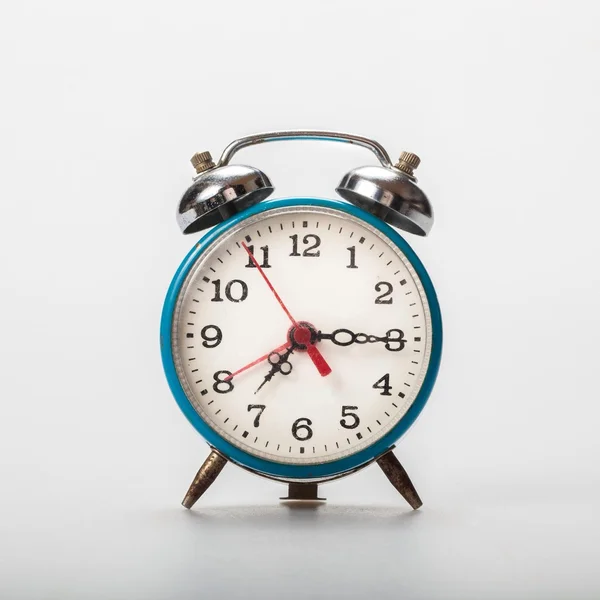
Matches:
[[190, 151, 215, 174], [394, 151, 421, 177]]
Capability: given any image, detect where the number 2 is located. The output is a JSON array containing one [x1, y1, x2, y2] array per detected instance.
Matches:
[[374, 282, 393, 304]]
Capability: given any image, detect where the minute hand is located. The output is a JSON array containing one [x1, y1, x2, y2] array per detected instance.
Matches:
[[317, 328, 407, 352]]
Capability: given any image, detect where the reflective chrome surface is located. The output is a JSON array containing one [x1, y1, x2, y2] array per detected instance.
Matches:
[[178, 130, 435, 236], [336, 165, 433, 236], [177, 164, 273, 234], [218, 130, 393, 167]]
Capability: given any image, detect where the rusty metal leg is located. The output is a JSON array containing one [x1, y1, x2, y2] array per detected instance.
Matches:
[[182, 450, 227, 509], [376, 451, 422, 509]]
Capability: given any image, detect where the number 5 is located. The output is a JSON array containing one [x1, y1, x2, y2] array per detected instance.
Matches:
[[340, 406, 360, 429]]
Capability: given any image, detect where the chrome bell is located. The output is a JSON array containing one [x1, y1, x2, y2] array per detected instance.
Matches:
[[336, 152, 434, 236], [177, 151, 273, 234]]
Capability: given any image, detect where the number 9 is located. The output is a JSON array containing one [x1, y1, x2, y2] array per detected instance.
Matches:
[[201, 325, 223, 348]]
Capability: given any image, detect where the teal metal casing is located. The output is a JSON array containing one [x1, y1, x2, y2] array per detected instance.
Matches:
[[161, 197, 442, 479]]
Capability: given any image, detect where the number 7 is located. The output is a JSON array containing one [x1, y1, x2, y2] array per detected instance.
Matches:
[[247, 404, 266, 427]]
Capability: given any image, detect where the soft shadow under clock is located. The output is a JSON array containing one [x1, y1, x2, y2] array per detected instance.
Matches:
[[178, 503, 424, 530]]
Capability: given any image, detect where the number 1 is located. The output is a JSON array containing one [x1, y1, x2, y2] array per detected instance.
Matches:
[[346, 246, 358, 268]]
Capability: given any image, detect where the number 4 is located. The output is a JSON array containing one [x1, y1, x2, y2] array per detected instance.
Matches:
[[373, 373, 392, 396]]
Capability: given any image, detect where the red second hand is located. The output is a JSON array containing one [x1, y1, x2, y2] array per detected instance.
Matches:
[[242, 242, 296, 325], [224, 342, 290, 382], [242, 242, 332, 377]]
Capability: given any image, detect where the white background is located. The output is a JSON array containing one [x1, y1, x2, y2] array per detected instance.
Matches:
[[1, 1, 599, 598]]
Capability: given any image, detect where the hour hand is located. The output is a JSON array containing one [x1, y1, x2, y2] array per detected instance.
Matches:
[[255, 347, 295, 394], [317, 328, 406, 352]]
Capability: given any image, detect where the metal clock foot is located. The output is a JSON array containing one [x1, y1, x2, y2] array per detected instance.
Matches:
[[182, 450, 228, 509], [376, 451, 422, 509], [280, 482, 325, 501]]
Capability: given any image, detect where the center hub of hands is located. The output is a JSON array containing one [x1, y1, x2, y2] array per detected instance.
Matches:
[[288, 321, 318, 351]]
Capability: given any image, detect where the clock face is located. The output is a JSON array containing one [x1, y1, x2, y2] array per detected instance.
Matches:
[[169, 204, 434, 467]]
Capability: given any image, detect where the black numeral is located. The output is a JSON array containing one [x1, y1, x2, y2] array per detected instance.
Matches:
[[292, 417, 313, 440], [247, 404, 266, 427], [346, 246, 358, 269], [385, 329, 406, 352], [200, 325, 222, 348], [213, 370, 234, 394], [290, 234, 321, 257], [211, 279, 248, 303], [246, 245, 271, 268], [373, 373, 392, 396], [374, 282, 393, 304], [340, 406, 360, 429]]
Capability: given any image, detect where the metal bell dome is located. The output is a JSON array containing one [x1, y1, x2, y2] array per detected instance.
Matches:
[[336, 161, 434, 237], [177, 153, 273, 234]]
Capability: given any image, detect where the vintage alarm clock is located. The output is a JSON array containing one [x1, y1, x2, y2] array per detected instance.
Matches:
[[160, 131, 442, 508]]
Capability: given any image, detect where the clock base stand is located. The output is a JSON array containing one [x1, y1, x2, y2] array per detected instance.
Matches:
[[181, 449, 422, 510], [280, 482, 326, 502]]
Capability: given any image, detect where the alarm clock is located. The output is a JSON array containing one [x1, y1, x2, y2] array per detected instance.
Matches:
[[160, 131, 442, 509]]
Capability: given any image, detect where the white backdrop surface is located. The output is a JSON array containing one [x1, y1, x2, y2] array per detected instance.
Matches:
[[1, 1, 599, 598]]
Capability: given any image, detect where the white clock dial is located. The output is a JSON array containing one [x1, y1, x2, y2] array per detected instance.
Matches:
[[171, 205, 433, 465]]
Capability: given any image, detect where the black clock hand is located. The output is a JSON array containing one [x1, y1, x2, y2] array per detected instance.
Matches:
[[317, 328, 407, 352], [254, 345, 295, 394]]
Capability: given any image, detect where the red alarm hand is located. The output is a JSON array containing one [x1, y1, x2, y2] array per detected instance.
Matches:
[[242, 242, 332, 377]]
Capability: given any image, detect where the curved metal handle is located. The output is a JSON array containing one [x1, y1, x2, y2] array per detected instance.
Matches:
[[217, 130, 393, 168]]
